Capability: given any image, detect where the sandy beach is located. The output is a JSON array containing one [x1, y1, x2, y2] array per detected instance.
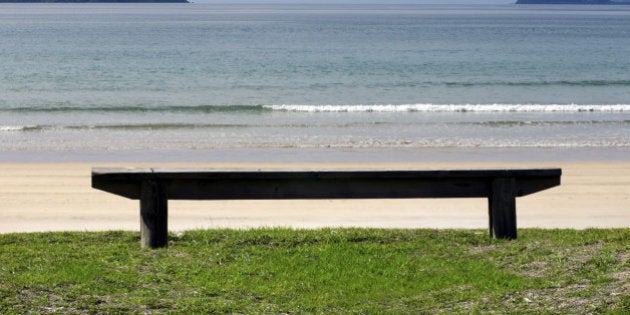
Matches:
[[0, 162, 628, 234]]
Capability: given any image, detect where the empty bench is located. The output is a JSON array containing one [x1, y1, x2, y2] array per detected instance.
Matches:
[[92, 168, 561, 248]]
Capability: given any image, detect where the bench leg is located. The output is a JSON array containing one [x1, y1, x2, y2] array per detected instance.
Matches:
[[489, 178, 517, 239], [140, 180, 168, 248]]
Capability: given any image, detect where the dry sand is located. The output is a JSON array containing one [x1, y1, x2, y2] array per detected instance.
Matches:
[[1, 162, 628, 234]]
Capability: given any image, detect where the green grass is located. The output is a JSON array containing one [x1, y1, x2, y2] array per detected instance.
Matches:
[[1, 228, 628, 313]]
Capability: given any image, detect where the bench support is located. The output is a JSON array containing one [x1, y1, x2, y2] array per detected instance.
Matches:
[[489, 178, 517, 239], [140, 180, 168, 248]]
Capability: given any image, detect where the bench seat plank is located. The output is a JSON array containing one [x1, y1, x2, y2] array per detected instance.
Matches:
[[92, 168, 560, 200]]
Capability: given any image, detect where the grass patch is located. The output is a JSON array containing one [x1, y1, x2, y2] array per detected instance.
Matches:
[[1, 228, 628, 313]]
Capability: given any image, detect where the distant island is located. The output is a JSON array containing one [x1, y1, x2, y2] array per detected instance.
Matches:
[[517, 0, 630, 4], [0, 0, 188, 2]]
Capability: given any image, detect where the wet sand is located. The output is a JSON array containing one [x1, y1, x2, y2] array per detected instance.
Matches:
[[1, 162, 628, 233]]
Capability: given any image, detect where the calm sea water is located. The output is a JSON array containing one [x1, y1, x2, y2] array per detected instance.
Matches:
[[1, 3, 629, 162]]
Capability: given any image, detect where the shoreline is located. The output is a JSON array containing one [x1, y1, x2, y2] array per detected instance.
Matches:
[[1, 161, 628, 234], [2, 147, 630, 164]]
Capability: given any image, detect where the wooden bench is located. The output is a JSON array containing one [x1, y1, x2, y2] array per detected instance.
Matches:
[[92, 168, 561, 248]]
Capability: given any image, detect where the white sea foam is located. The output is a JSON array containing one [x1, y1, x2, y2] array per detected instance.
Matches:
[[265, 104, 630, 113], [0, 126, 33, 132]]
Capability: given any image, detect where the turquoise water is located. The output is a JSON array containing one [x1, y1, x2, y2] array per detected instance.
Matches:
[[1, 4, 629, 162]]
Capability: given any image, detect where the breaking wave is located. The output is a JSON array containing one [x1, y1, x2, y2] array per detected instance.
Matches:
[[266, 104, 630, 113], [3, 103, 630, 114], [0, 125, 45, 132]]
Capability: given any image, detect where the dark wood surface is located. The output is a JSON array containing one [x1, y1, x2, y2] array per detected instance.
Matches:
[[92, 168, 561, 200]]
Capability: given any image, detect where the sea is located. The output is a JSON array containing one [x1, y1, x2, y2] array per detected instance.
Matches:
[[1, 3, 629, 163]]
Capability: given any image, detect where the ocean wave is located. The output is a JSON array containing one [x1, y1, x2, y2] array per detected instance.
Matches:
[[3, 103, 630, 114], [288, 141, 630, 149], [0, 125, 45, 132], [476, 120, 630, 127], [443, 79, 630, 88], [73, 123, 251, 130], [1, 105, 270, 113], [2, 119, 629, 134], [266, 104, 630, 113], [0, 123, 327, 132]]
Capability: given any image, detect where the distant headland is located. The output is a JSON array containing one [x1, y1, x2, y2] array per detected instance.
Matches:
[[0, 0, 189, 2], [516, 0, 630, 4]]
